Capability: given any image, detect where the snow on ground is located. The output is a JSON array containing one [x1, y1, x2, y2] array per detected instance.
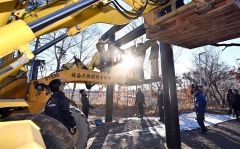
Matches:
[[118, 112, 234, 136], [96, 112, 234, 137], [179, 112, 234, 131], [87, 112, 234, 147]]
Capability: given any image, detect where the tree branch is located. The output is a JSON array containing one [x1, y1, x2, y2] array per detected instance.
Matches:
[[211, 43, 240, 51], [211, 43, 240, 47]]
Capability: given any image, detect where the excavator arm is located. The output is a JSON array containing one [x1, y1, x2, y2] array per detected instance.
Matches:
[[0, 0, 170, 58]]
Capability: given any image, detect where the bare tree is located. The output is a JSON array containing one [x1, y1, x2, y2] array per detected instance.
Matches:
[[35, 24, 101, 102], [48, 31, 79, 71], [69, 26, 101, 99], [182, 47, 233, 106], [71, 26, 101, 62]]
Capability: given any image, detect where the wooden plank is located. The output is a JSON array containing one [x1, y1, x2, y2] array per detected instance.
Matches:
[[175, 13, 240, 44], [174, 14, 240, 47], [150, 2, 235, 39], [146, 0, 240, 48]]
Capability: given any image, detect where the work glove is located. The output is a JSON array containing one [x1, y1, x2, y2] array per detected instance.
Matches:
[[70, 126, 77, 135]]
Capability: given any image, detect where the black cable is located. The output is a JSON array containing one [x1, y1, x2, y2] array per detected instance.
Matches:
[[111, 2, 138, 19], [149, 0, 170, 6], [110, 0, 148, 20], [114, 0, 148, 17], [113, 0, 139, 15]]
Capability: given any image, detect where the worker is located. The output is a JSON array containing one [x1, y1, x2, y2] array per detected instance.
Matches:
[[45, 79, 77, 135], [226, 89, 234, 114], [157, 92, 164, 122], [87, 39, 107, 71], [132, 40, 155, 80], [191, 84, 207, 133], [232, 89, 240, 120], [80, 89, 93, 119], [135, 88, 145, 119], [149, 42, 159, 78]]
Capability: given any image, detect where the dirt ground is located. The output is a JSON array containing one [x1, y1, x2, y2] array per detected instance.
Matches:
[[86, 118, 240, 149]]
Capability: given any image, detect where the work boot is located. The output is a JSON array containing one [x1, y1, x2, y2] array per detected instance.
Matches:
[[199, 128, 207, 133]]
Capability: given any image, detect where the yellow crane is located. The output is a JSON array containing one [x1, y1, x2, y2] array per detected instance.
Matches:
[[0, 0, 171, 148]]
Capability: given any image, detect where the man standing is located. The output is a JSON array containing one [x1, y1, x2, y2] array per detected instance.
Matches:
[[191, 84, 207, 133], [80, 89, 93, 119], [132, 40, 154, 80], [157, 92, 164, 122], [136, 88, 145, 119], [45, 79, 77, 135], [226, 89, 233, 114], [232, 89, 240, 120]]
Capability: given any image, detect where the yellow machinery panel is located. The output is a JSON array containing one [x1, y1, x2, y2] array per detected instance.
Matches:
[[0, 78, 28, 99], [0, 20, 35, 58], [0, 120, 46, 149], [0, 0, 17, 27], [0, 99, 28, 108]]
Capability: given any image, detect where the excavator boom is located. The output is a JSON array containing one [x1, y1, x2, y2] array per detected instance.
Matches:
[[0, 0, 169, 58]]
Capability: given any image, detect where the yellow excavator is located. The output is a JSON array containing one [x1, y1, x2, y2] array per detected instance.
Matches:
[[0, 0, 171, 148]]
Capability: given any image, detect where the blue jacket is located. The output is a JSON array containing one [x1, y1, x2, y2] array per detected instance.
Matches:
[[194, 91, 206, 113]]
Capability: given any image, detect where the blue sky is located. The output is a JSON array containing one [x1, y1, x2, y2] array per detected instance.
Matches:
[[174, 38, 240, 75]]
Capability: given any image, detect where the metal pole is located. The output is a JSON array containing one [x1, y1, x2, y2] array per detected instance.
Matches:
[[127, 86, 129, 107], [199, 52, 205, 86], [29, 60, 45, 80], [33, 34, 68, 55], [101, 24, 127, 41], [199, 53, 202, 86], [105, 33, 115, 122], [160, 42, 181, 148], [114, 24, 145, 47], [106, 85, 114, 122]]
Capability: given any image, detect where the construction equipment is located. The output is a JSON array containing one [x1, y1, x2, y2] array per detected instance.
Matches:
[[0, 0, 172, 148]]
